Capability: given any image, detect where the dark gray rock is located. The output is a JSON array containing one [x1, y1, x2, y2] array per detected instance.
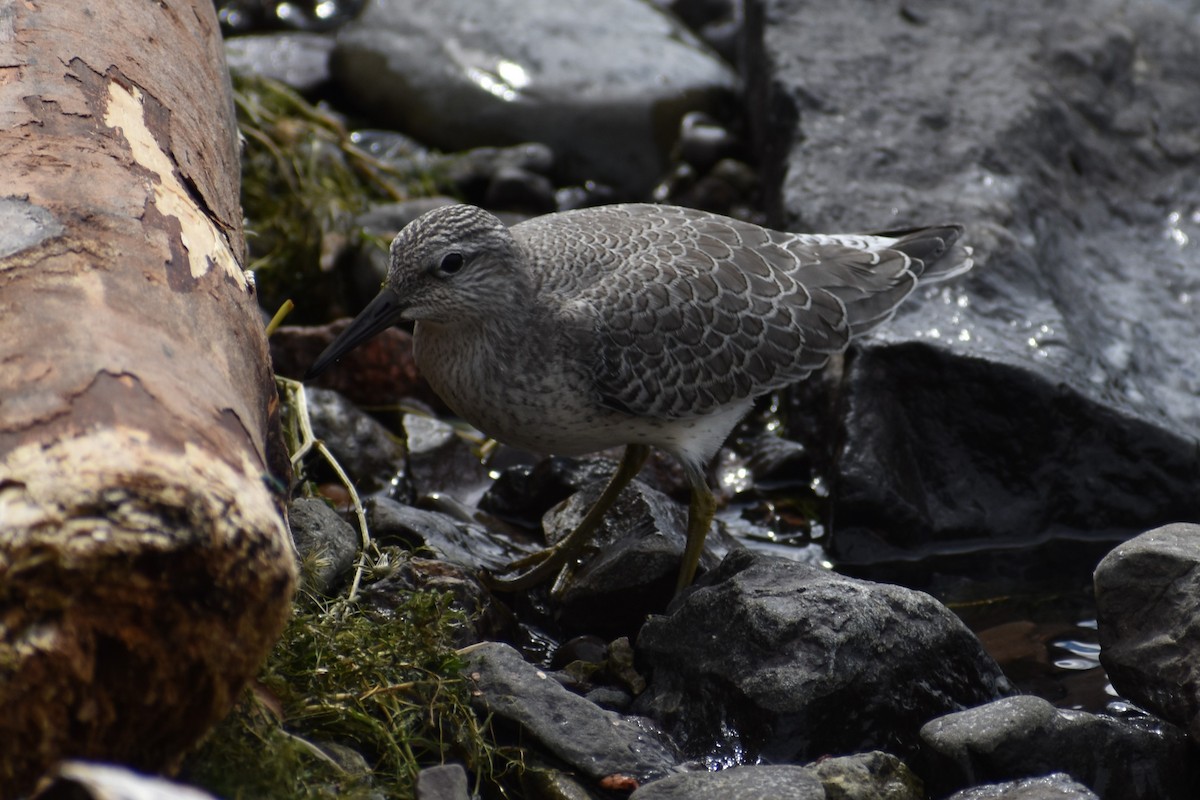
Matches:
[[365, 495, 531, 572], [415, 763, 469, 800], [947, 773, 1099, 800], [401, 412, 490, 505], [305, 386, 404, 494], [462, 642, 681, 785], [224, 33, 334, 92], [548, 477, 738, 635], [808, 751, 923, 799], [920, 695, 1200, 799], [633, 550, 1011, 763], [332, 0, 737, 196], [630, 765, 823, 800], [744, 0, 1200, 573], [1094, 523, 1200, 740], [287, 497, 359, 594], [478, 456, 620, 529]]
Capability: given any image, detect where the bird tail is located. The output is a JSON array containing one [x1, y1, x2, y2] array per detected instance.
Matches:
[[887, 224, 974, 282], [830, 224, 974, 338]]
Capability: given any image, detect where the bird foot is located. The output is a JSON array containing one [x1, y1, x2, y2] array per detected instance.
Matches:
[[479, 543, 578, 592]]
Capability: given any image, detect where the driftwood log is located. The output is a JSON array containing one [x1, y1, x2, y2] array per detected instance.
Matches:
[[0, 1, 295, 795]]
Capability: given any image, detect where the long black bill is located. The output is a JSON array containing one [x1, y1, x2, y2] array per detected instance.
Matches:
[[305, 289, 405, 380]]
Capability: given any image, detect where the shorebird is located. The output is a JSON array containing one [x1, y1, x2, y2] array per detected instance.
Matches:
[[306, 203, 972, 592]]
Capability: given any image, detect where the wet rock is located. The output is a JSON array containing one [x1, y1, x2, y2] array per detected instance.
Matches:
[[745, 0, 1200, 576], [462, 642, 681, 786], [365, 495, 529, 572], [633, 550, 1011, 763], [303, 386, 405, 493], [553, 635, 646, 713], [630, 764, 823, 799], [809, 751, 923, 799], [288, 497, 359, 594], [332, 0, 737, 196], [946, 773, 1099, 799], [401, 412, 490, 505], [224, 33, 335, 93], [1094, 523, 1200, 740], [548, 477, 739, 635], [479, 455, 623, 528], [415, 763, 469, 800], [551, 634, 609, 670], [919, 695, 1200, 799]]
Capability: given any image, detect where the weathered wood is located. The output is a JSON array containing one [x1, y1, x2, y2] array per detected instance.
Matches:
[[0, 2, 295, 795]]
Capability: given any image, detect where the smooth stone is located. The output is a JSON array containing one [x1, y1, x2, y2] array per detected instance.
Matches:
[[462, 642, 681, 785], [633, 550, 1011, 764], [1094, 523, 1200, 740], [630, 765, 823, 800], [947, 772, 1099, 799], [331, 0, 736, 196], [415, 763, 470, 800], [920, 695, 1200, 799], [365, 495, 531, 572], [401, 412, 490, 505]]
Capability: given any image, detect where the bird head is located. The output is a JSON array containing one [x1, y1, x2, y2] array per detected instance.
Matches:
[[306, 204, 523, 379]]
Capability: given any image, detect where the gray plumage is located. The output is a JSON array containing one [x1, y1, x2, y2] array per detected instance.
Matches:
[[379, 203, 967, 462], [307, 202, 973, 590]]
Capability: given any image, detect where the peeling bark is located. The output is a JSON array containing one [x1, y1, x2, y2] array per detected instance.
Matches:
[[0, 2, 295, 795]]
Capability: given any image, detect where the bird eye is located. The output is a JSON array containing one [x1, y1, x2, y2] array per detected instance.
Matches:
[[437, 252, 465, 275]]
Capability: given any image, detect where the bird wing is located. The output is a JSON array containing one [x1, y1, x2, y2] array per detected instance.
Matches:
[[516, 204, 938, 421]]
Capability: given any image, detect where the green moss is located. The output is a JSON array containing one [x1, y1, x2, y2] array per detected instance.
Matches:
[[184, 570, 525, 799]]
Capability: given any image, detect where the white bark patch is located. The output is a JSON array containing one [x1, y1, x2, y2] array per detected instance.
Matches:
[[102, 80, 245, 287], [0, 427, 287, 557]]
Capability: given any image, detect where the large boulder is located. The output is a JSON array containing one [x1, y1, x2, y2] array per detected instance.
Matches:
[[744, 0, 1200, 574]]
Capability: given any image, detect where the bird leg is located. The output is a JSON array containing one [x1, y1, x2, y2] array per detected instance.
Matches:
[[677, 462, 716, 592], [483, 444, 651, 591]]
